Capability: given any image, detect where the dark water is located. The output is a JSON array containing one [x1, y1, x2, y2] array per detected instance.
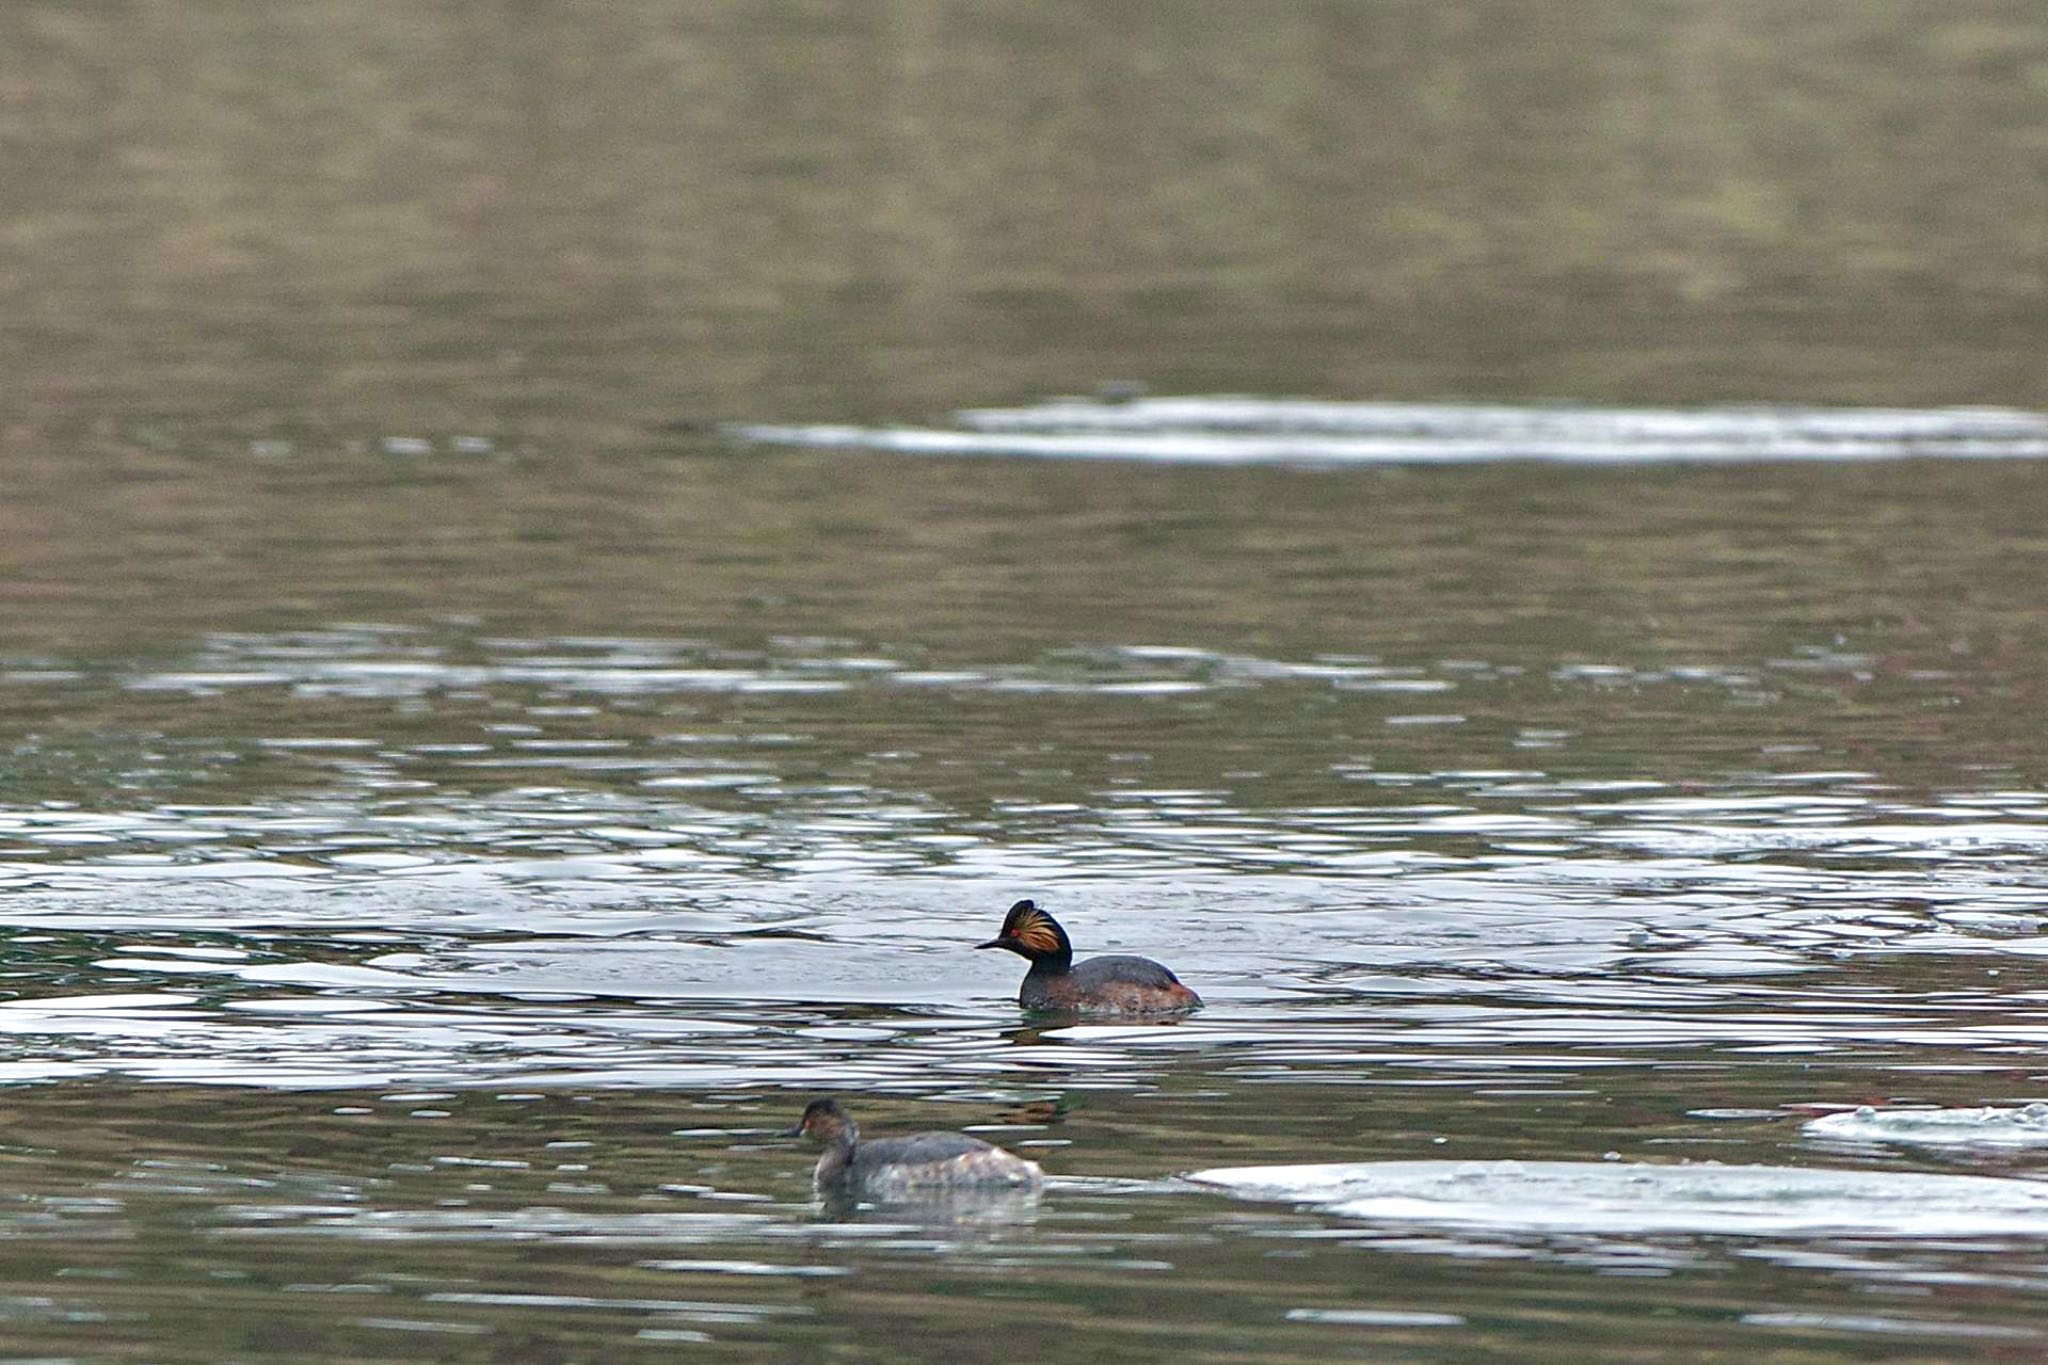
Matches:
[[5, 4, 2048, 1362]]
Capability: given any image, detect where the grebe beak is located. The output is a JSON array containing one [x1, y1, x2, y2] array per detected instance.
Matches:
[[974, 937, 1009, 951], [778, 1123, 805, 1137]]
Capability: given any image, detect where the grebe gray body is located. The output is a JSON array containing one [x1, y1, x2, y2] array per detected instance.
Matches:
[[787, 1098, 1043, 1198]]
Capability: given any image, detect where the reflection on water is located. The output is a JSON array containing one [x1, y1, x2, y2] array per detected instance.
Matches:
[[809, 1182, 1043, 1227], [4, 0, 2048, 1359], [6, 614, 2048, 1355], [10, 590, 2048, 1360], [11, 1083, 2048, 1361], [5, 0, 2044, 442]]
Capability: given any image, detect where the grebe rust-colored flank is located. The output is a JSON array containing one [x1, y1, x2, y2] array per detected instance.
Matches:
[[975, 899, 1202, 1015], [785, 1098, 1044, 1197]]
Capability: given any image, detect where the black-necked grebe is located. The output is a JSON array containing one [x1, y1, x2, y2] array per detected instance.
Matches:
[[786, 1098, 1043, 1197], [975, 899, 1201, 1015]]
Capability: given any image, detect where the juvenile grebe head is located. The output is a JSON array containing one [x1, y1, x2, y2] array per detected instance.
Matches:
[[787, 1097, 857, 1148], [974, 899, 1073, 969]]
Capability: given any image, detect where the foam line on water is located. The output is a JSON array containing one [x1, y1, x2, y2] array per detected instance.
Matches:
[[1187, 1160, 2048, 1237], [732, 398, 2048, 465], [954, 397, 2048, 439], [1804, 1105, 2048, 1149]]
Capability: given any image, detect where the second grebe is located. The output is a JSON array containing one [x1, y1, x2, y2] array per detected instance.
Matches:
[[785, 1098, 1043, 1197]]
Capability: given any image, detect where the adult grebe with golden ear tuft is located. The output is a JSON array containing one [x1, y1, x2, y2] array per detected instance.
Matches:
[[785, 1098, 1043, 1197], [975, 899, 1201, 1015]]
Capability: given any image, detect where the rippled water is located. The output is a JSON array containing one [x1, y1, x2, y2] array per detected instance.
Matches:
[[8, 2, 2048, 1360], [9, 599, 2048, 1358], [15, 472, 2048, 1365]]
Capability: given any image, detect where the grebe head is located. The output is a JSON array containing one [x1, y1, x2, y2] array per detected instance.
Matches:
[[787, 1097, 857, 1148], [974, 899, 1073, 968]]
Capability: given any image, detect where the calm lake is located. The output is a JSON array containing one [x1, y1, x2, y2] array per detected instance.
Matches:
[[3, 4, 2048, 1362]]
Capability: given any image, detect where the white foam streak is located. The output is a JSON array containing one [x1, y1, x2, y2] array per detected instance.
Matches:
[[735, 397, 2048, 466], [1189, 1160, 2048, 1237], [1804, 1105, 2048, 1149]]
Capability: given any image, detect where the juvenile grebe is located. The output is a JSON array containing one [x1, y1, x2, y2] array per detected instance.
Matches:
[[975, 899, 1201, 1015], [785, 1098, 1043, 1197]]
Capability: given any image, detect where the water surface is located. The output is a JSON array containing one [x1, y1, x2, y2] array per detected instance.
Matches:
[[4, 3, 2048, 1361]]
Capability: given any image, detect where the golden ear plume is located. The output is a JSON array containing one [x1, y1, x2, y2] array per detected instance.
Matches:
[[1011, 907, 1062, 956]]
